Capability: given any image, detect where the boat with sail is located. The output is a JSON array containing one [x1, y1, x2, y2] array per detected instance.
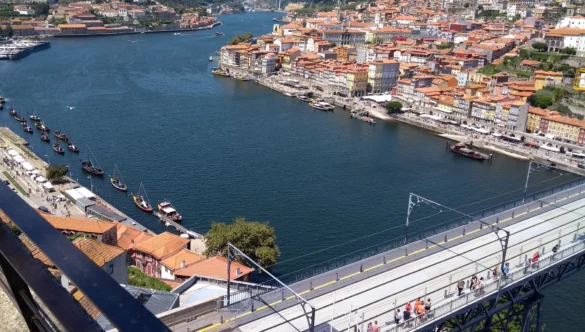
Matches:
[[110, 164, 128, 192], [157, 200, 183, 222], [81, 146, 104, 176], [53, 131, 68, 141], [133, 182, 153, 213], [53, 142, 64, 154]]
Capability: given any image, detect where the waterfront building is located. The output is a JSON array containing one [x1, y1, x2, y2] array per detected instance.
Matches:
[[281, 47, 301, 70], [495, 100, 529, 131], [42, 214, 118, 246], [132, 232, 190, 278], [367, 59, 400, 94], [58, 24, 88, 35], [539, 111, 585, 144], [115, 223, 154, 251], [11, 25, 35, 37], [220, 43, 251, 67], [470, 97, 497, 123], [261, 53, 276, 74], [64, 238, 128, 287], [527, 106, 549, 133], [174, 256, 254, 282]]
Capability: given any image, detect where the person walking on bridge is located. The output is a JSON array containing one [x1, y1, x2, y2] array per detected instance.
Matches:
[[394, 309, 402, 325], [404, 302, 412, 321], [457, 279, 465, 296]]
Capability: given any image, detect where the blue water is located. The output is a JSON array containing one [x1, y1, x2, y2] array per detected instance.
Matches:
[[0, 12, 580, 331]]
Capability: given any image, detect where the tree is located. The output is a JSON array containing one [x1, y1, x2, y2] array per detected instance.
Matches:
[[560, 47, 576, 55], [552, 88, 570, 103], [228, 32, 253, 45], [128, 267, 172, 291], [373, 37, 384, 45], [386, 101, 403, 114], [204, 217, 280, 268], [437, 42, 454, 50], [532, 42, 547, 52], [527, 94, 553, 108], [46, 164, 68, 182]]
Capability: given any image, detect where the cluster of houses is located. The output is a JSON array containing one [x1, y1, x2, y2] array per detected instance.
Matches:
[[218, 0, 585, 143]]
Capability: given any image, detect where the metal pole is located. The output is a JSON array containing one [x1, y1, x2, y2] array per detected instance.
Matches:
[[404, 193, 413, 245], [226, 246, 231, 306], [523, 161, 533, 203], [330, 292, 336, 332]]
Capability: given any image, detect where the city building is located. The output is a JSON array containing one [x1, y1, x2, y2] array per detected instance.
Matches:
[[42, 214, 118, 246], [131, 232, 190, 278], [367, 60, 400, 94]]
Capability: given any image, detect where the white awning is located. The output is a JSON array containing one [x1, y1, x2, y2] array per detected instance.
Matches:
[[541, 145, 560, 152], [434, 106, 453, 114], [43, 182, 54, 190], [35, 176, 47, 183], [162, 207, 176, 214], [64, 188, 84, 200], [76, 187, 96, 200], [32, 170, 40, 175], [7, 149, 18, 156], [21, 162, 33, 171], [363, 94, 393, 103]]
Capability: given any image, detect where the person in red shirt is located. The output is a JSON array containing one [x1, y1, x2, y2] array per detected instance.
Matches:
[[404, 302, 412, 321]]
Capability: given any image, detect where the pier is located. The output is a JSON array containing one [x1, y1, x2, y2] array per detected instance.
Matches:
[[153, 212, 204, 239]]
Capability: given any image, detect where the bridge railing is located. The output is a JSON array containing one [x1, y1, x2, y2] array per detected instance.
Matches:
[[382, 239, 585, 332], [219, 177, 585, 311]]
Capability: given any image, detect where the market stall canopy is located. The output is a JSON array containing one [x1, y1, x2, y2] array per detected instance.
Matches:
[[35, 176, 47, 183], [21, 162, 33, 171]]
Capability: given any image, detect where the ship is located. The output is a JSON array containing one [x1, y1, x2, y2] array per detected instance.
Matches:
[[53, 142, 64, 154], [447, 141, 492, 161], [110, 164, 128, 192], [29, 113, 41, 121], [81, 159, 104, 176], [23, 123, 33, 133], [157, 200, 183, 222], [133, 182, 153, 213], [212, 68, 230, 77], [34, 122, 50, 132], [67, 142, 79, 153], [297, 94, 312, 102], [53, 131, 68, 141], [40, 131, 50, 142], [309, 101, 334, 111], [215, 32, 225, 36]]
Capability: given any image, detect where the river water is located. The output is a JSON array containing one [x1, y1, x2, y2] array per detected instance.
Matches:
[[0, 12, 581, 331]]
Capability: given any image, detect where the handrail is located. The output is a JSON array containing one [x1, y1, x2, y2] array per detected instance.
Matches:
[[0, 182, 170, 332]]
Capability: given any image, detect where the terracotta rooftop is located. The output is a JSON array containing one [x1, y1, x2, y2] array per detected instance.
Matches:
[[116, 223, 154, 250], [42, 213, 116, 235], [161, 248, 204, 271], [174, 256, 254, 280], [133, 232, 189, 260], [72, 237, 125, 267]]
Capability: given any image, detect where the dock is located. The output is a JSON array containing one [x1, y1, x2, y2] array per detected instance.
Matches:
[[153, 212, 204, 239]]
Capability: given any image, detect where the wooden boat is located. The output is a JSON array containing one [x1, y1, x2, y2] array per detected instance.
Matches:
[[0, 96, 5, 103], [133, 182, 153, 212], [157, 200, 182, 222], [14, 115, 26, 122], [9, 108, 16, 116], [34, 122, 50, 132], [40, 131, 50, 142], [53, 131, 68, 141], [212, 68, 230, 77], [215, 32, 225, 36], [29, 114, 41, 121], [447, 141, 492, 161], [23, 124, 33, 133], [67, 142, 79, 153], [53, 142, 64, 154], [110, 164, 128, 192], [81, 160, 104, 176]]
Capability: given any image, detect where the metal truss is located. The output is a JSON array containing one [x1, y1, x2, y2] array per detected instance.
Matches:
[[422, 251, 585, 332]]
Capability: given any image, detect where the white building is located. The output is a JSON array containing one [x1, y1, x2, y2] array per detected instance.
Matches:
[[261, 53, 276, 74], [99, 9, 119, 18], [545, 27, 585, 55], [556, 15, 585, 29], [507, 4, 518, 19], [14, 5, 35, 15], [321, 30, 366, 47], [457, 71, 469, 87], [392, 15, 419, 28]]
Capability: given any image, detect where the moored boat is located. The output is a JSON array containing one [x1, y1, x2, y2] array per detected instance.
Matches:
[[40, 131, 50, 142], [14, 115, 26, 122], [34, 121, 50, 132], [297, 95, 312, 102], [110, 164, 127, 192], [23, 124, 33, 133], [53, 142, 64, 154], [53, 131, 68, 141], [68, 142, 79, 152], [133, 182, 153, 212], [309, 101, 334, 111], [447, 141, 492, 161], [212, 68, 230, 77], [9, 108, 16, 116], [29, 113, 41, 121], [157, 200, 183, 222], [81, 160, 104, 176], [0, 96, 5, 104], [215, 32, 225, 36]]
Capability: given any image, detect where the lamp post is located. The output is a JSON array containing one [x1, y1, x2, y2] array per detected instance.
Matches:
[[523, 160, 562, 203], [403, 193, 510, 300]]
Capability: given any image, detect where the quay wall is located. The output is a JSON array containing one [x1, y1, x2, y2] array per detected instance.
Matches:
[[52, 22, 221, 38]]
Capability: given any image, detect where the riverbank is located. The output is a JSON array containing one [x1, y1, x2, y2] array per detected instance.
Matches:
[[54, 22, 222, 38], [0, 126, 156, 234]]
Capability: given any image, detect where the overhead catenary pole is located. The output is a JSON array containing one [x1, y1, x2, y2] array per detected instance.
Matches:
[[523, 160, 563, 203]]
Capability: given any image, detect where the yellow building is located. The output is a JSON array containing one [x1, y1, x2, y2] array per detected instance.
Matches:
[[526, 107, 549, 133], [541, 111, 585, 143], [346, 66, 368, 96], [534, 70, 563, 90]]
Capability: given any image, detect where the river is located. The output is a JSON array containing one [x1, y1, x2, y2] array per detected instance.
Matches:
[[0, 12, 581, 331]]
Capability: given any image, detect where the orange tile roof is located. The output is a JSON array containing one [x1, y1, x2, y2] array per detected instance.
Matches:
[[161, 248, 204, 271], [42, 213, 116, 235], [72, 238, 125, 267], [174, 256, 254, 280], [58, 24, 87, 29], [133, 232, 189, 260], [19, 234, 55, 267], [529, 107, 549, 116], [115, 223, 154, 250], [547, 27, 585, 37]]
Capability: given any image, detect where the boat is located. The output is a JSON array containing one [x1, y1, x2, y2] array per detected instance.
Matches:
[[23, 124, 33, 133], [212, 68, 230, 77], [53, 131, 68, 141], [173, 32, 181, 36], [579, 162, 585, 169], [283, 92, 294, 97], [215, 32, 225, 36], [14, 115, 26, 122], [29, 113, 41, 121], [40, 131, 50, 142], [81, 160, 104, 176], [110, 164, 127, 192], [67, 142, 79, 153], [9, 108, 16, 116], [34, 122, 50, 132], [0, 103, 3, 110], [0, 96, 5, 103], [309, 101, 335, 111], [209, 56, 213, 61], [447, 141, 492, 161], [81, 147, 104, 176], [133, 182, 153, 213], [235, 75, 252, 81], [53, 142, 64, 154], [297, 95, 312, 102], [157, 200, 183, 222]]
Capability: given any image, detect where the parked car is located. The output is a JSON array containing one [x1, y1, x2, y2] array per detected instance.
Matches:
[[37, 206, 51, 214]]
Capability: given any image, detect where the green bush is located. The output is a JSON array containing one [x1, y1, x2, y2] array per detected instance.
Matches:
[[128, 267, 172, 291]]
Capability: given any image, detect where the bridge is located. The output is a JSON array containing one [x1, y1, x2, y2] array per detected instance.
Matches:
[[172, 176, 585, 332]]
